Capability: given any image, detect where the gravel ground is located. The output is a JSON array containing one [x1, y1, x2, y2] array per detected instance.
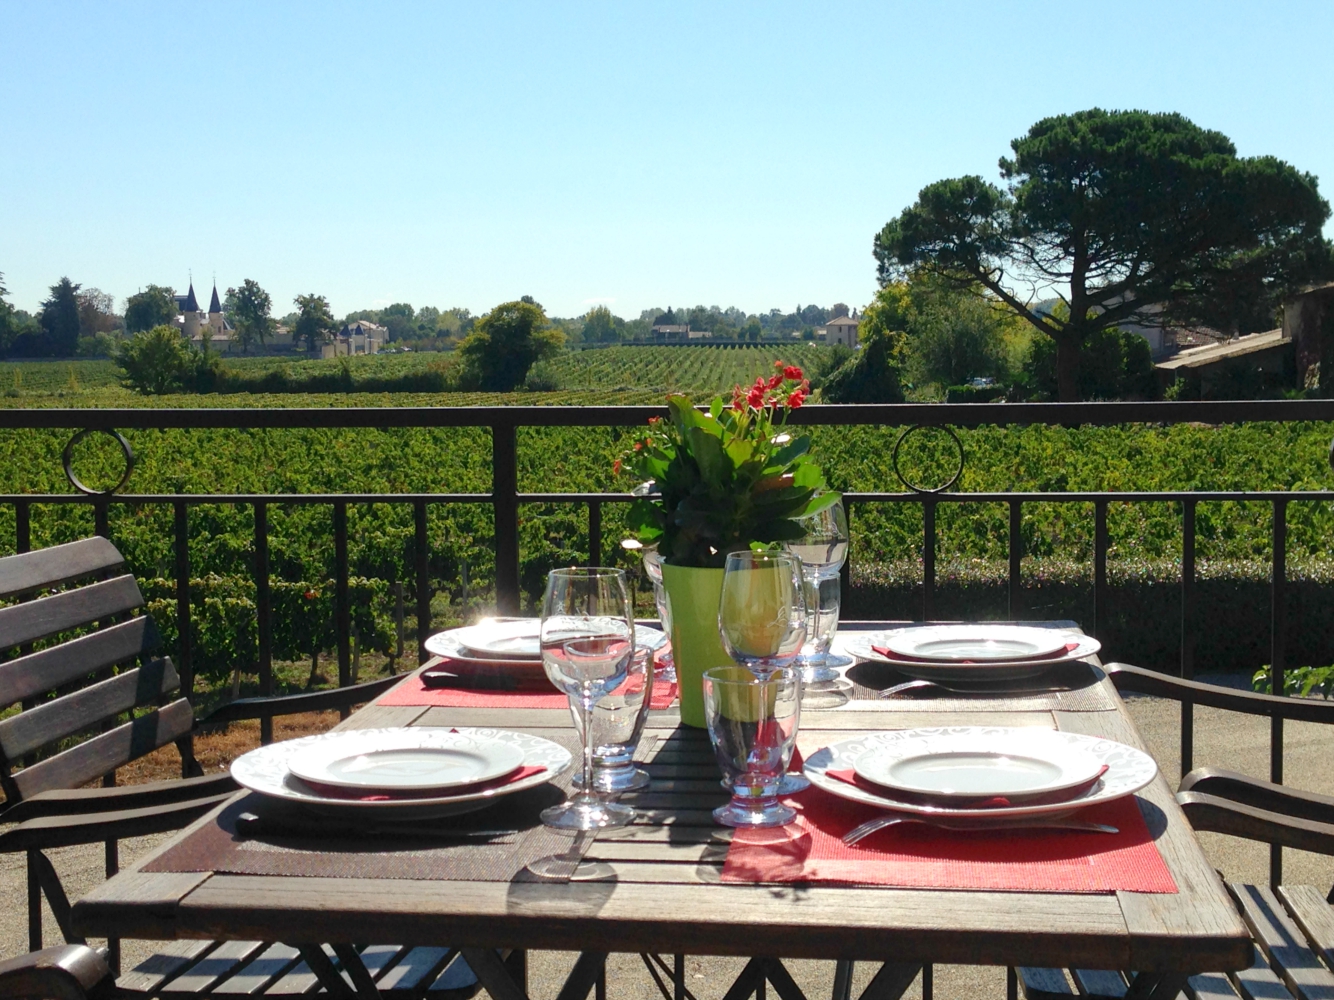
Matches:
[[4, 682, 1331, 999]]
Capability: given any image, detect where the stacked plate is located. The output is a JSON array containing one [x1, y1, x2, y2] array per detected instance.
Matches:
[[422, 619, 668, 686], [804, 726, 1157, 821], [231, 727, 574, 819], [842, 624, 1100, 683]]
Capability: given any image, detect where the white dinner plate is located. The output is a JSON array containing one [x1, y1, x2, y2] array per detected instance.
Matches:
[[231, 727, 573, 819], [425, 622, 668, 666], [878, 624, 1069, 663], [287, 730, 526, 793], [842, 630, 1100, 682], [852, 730, 1105, 801], [451, 619, 543, 659], [805, 726, 1156, 819]]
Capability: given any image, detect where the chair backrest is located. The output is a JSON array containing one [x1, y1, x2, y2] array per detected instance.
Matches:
[[0, 537, 193, 805]]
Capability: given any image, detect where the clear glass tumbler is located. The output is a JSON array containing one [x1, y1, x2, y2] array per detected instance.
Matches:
[[703, 666, 801, 827], [569, 639, 653, 792], [787, 499, 851, 683], [641, 545, 676, 682]]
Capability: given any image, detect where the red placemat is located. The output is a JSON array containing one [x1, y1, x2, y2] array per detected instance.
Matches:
[[721, 787, 1177, 894], [378, 667, 678, 710]]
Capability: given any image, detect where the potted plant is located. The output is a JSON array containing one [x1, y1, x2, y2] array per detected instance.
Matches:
[[618, 363, 840, 726]]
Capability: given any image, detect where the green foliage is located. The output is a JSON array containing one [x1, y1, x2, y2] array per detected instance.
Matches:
[[1020, 325, 1158, 400], [115, 325, 211, 394], [580, 305, 625, 344], [292, 293, 337, 352], [124, 285, 178, 334], [36, 277, 81, 357], [1252, 663, 1334, 699], [457, 299, 564, 391], [620, 367, 833, 567], [227, 279, 274, 354], [523, 360, 562, 391], [875, 109, 1333, 399]]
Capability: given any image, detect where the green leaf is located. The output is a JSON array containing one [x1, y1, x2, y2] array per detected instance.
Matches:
[[687, 426, 730, 487], [797, 491, 842, 518]]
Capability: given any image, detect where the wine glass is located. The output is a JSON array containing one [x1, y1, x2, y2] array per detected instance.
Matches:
[[718, 549, 809, 793], [640, 545, 676, 682], [718, 549, 807, 677], [539, 567, 636, 830], [786, 498, 852, 683]]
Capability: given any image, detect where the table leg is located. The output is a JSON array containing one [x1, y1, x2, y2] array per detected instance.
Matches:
[[462, 947, 607, 1000], [1123, 971, 1189, 1000], [832, 960, 854, 1000], [297, 944, 356, 1000], [856, 962, 923, 1000]]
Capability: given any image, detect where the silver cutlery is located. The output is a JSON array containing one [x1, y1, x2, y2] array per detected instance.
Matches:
[[842, 814, 1118, 845]]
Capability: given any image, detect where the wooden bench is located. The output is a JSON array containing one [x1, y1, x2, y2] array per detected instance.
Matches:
[[0, 537, 468, 999], [1017, 662, 1334, 1000]]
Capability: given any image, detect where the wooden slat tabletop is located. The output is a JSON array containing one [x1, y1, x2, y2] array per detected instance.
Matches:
[[71, 627, 1252, 976]]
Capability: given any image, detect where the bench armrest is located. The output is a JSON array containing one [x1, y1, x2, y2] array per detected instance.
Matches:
[[1177, 789, 1334, 856], [1105, 662, 1334, 723], [1, 771, 237, 824], [0, 792, 235, 853], [1180, 767, 1334, 826], [0, 945, 111, 1000], [201, 674, 402, 725]]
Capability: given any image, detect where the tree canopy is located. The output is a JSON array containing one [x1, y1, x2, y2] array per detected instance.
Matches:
[[227, 279, 274, 354], [125, 285, 177, 334], [874, 109, 1333, 400], [37, 278, 81, 356], [457, 299, 564, 391], [292, 293, 337, 352]]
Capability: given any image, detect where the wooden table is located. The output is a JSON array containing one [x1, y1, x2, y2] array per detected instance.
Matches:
[[72, 625, 1251, 1000]]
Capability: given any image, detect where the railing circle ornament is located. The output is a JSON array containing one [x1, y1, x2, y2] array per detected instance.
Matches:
[[891, 424, 965, 494], [62, 428, 135, 496]]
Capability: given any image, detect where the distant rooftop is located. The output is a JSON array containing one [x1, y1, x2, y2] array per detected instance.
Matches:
[[1155, 328, 1287, 371]]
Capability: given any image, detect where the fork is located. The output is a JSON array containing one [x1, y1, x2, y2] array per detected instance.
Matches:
[[842, 814, 1118, 845]]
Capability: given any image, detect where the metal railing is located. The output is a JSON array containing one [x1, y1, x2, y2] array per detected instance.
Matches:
[[2, 399, 1333, 774]]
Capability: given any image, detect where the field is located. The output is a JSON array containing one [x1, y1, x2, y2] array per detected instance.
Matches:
[[2, 346, 1333, 693]]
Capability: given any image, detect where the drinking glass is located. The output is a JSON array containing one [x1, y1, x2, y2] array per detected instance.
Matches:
[[718, 550, 807, 677], [640, 546, 676, 682], [787, 499, 851, 683], [540, 567, 636, 830], [569, 638, 653, 792], [703, 666, 801, 827]]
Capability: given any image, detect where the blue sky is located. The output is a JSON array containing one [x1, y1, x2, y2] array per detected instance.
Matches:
[[3, 1, 1333, 320]]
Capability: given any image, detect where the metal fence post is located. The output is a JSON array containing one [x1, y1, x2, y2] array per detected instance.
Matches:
[[492, 422, 520, 614]]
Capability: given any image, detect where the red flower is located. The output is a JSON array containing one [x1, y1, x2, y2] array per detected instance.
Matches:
[[304, 589, 317, 600], [787, 389, 805, 409], [633, 440, 644, 451], [767, 373, 784, 389], [784, 365, 804, 381], [747, 385, 765, 408], [731, 386, 745, 411], [613, 458, 623, 475], [774, 360, 784, 369]]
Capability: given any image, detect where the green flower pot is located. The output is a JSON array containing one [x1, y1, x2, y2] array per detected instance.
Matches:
[[660, 563, 731, 728]]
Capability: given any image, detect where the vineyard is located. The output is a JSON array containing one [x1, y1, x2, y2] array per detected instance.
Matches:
[[1, 347, 1333, 695]]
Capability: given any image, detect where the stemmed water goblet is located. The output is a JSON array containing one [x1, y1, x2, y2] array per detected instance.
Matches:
[[539, 567, 636, 830], [786, 498, 851, 683], [717, 549, 809, 792]]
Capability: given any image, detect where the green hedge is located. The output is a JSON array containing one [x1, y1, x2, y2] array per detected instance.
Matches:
[[843, 558, 1334, 675]]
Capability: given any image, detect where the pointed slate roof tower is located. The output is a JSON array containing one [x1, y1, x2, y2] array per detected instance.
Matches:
[[184, 282, 200, 313], [209, 284, 222, 314]]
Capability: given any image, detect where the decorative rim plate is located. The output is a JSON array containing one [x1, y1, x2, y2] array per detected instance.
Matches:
[[286, 730, 526, 793], [851, 730, 1105, 801], [878, 624, 1070, 663], [805, 726, 1156, 819], [842, 630, 1101, 681], [425, 622, 667, 667], [231, 727, 574, 819], [451, 619, 543, 659]]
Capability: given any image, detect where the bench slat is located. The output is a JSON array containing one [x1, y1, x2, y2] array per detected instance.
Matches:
[[427, 952, 480, 997], [159, 940, 267, 994], [0, 616, 161, 709], [1074, 970, 1128, 998], [11, 698, 194, 800], [0, 575, 143, 653], [1279, 886, 1334, 972], [1018, 967, 1076, 998], [376, 947, 456, 992], [0, 538, 123, 599], [116, 940, 217, 995], [1187, 972, 1244, 1000], [211, 943, 301, 996], [1232, 943, 1299, 1000], [0, 657, 179, 759], [1228, 883, 1334, 1000]]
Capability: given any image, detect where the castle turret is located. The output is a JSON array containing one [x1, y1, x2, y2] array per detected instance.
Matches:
[[183, 282, 201, 339], [207, 283, 224, 337]]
